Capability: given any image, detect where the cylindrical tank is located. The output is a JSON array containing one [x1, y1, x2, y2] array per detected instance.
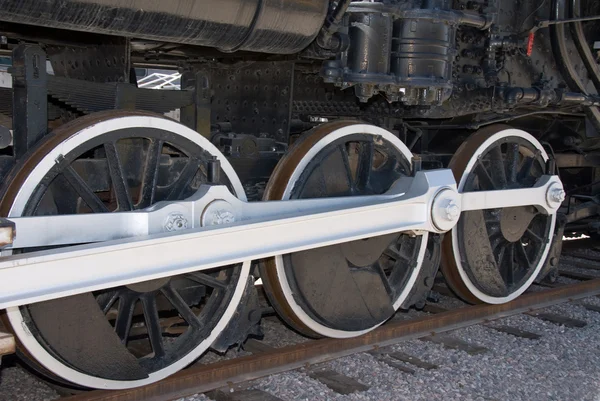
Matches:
[[0, 0, 329, 54]]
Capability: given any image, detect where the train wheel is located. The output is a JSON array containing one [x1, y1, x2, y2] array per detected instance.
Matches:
[[441, 125, 556, 304], [0, 111, 250, 389], [260, 121, 428, 338]]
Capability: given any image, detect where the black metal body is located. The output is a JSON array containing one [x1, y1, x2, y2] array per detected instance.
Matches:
[[10, 44, 47, 159], [0, 0, 328, 54], [0, 0, 597, 234]]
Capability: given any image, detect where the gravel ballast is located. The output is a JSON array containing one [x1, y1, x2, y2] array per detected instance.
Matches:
[[2, 291, 600, 401], [239, 295, 600, 401]]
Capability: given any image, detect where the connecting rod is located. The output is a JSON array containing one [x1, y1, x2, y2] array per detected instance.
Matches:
[[0, 169, 563, 309]]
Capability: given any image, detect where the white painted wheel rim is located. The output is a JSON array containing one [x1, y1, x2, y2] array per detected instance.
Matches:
[[3, 115, 250, 389], [274, 123, 429, 338], [450, 128, 556, 304]]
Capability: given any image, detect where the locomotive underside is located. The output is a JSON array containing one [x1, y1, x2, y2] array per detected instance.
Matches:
[[0, 0, 598, 390]]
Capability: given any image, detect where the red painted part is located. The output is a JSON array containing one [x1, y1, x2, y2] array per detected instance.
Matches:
[[527, 32, 535, 56]]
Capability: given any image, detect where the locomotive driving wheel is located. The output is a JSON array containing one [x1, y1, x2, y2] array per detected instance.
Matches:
[[0, 111, 250, 389], [441, 125, 556, 304], [260, 121, 428, 338]]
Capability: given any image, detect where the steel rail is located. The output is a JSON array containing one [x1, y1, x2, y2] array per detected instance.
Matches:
[[63, 278, 600, 401]]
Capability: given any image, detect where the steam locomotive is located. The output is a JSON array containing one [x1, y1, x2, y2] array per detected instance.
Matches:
[[0, 0, 597, 390]]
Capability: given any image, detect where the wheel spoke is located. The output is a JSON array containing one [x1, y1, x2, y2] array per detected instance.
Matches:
[[338, 145, 355, 191], [97, 290, 120, 314], [372, 260, 394, 298], [383, 245, 410, 261], [383, 234, 416, 262], [60, 166, 110, 213], [501, 243, 515, 286], [525, 227, 544, 243], [50, 179, 78, 214], [356, 141, 374, 190], [505, 143, 519, 183], [166, 157, 200, 201], [517, 151, 540, 182], [161, 284, 202, 329], [138, 139, 163, 209], [489, 146, 507, 188], [495, 242, 507, 269], [485, 218, 502, 235], [140, 295, 165, 358], [186, 272, 227, 289], [104, 142, 133, 211], [489, 231, 506, 253], [115, 294, 137, 343], [515, 241, 532, 270], [474, 159, 498, 190]]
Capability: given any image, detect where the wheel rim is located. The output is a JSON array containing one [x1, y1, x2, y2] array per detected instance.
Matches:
[[1, 111, 250, 389], [260, 122, 428, 338], [441, 125, 556, 304]]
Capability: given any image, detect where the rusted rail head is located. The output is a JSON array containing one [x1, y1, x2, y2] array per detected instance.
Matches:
[[0, 218, 15, 248], [0, 331, 15, 357]]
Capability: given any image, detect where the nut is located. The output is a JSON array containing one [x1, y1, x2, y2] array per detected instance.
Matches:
[[546, 183, 566, 209], [445, 201, 460, 221], [201, 200, 236, 227], [206, 210, 235, 226], [550, 188, 566, 203], [431, 188, 462, 232], [164, 213, 189, 232]]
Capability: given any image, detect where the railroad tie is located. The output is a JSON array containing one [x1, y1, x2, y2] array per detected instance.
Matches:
[[242, 338, 277, 354], [308, 369, 370, 395], [207, 389, 284, 401], [420, 334, 488, 355], [422, 304, 450, 314], [370, 354, 416, 374], [489, 325, 541, 340], [558, 269, 598, 281], [578, 303, 600, 313], [533, 280, 564, 289], [560, 256, 600, 271], [431, 285, 457, 298], [368, 350, 416, 374], [526, 312, 587, 328], [387, 351, 439, 370]]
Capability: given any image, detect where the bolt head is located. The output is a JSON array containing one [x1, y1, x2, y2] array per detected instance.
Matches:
[[546, 184, 566, 209], [164, 213, 189, 232], [550, 188, 566, 203], [446, 202, 460, 221], [431, 189, 462, 232], [207, 210, 235, 226], [201, 200, 236, 227]]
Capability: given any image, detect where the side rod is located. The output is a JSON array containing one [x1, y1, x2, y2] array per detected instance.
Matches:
[[0, 170, 456, 309]]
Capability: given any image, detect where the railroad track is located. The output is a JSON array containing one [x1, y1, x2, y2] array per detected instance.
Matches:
[[58, 274, 600, 401], [3, 242, 599, 400]]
